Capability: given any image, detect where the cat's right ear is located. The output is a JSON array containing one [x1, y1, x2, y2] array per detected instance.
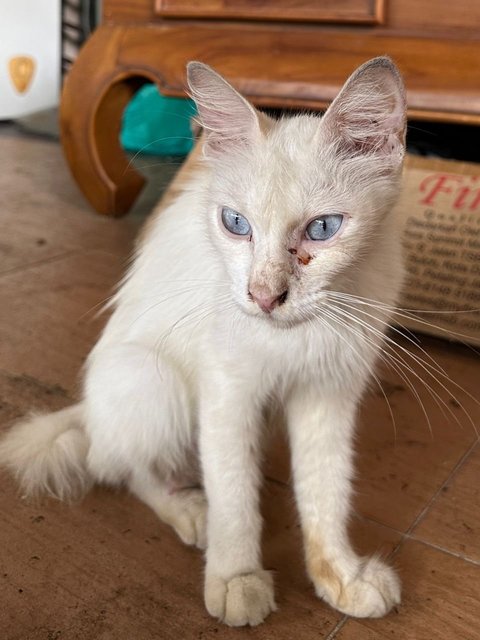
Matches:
[[187, 62, 263, 158]]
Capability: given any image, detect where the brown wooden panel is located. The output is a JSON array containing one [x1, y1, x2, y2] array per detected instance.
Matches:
[[387, 0, 480, 37], [60, 22, 480, 216], [103, 0, 156, 22], [60, 27, 149, 216], [155, 0, 384, 24], [117, 23, 480, 122]]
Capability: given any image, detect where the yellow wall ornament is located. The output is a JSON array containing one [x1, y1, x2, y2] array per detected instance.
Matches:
[[9, 56, 36, 94]]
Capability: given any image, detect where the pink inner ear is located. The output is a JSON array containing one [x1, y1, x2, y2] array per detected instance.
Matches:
[[197, 100, 258, 156], [202, 108, 232, 134], [197, 104, 253, 141], [188, 64, 261, 157], [322, 61, 406, 162], [337, 91, 404, 157], [196, 109, 256, 157], [342, 116, 404, 157]]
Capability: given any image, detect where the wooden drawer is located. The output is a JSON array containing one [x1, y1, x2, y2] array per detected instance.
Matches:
[[154, 0, 385, 24]]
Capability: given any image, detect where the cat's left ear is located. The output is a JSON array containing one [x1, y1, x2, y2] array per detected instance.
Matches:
[[187, 62, 265, 158], [321, 57, 407, 168]]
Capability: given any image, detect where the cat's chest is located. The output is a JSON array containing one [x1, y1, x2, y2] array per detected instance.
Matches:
[[209, 317, 373, 397]]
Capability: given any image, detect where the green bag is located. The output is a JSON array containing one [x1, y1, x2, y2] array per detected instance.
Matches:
[[121, 84, 197, 156]]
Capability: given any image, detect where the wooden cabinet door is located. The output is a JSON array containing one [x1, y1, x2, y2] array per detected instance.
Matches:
[[155, 0, 385, 24]]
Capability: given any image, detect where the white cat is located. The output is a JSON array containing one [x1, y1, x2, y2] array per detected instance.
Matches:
[[0, 57, 407, 626]]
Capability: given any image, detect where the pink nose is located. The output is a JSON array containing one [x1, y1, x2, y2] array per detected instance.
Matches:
[[249, 289, 288, 313]]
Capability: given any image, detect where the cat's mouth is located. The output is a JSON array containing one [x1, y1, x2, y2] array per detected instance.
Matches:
[[240, 300, 306, 328]]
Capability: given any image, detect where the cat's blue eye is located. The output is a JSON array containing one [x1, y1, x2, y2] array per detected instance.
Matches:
[[221, 207, 251, 237], [305, 214, 344, 241]]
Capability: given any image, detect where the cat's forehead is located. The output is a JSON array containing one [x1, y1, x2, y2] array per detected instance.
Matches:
[[269, 114, 320, 144], [211, 113, 341, 226], [251, 116, 328, 210], [244, 115, 324, 184]]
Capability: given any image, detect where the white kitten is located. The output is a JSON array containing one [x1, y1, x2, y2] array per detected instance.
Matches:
[[0, 57, 406, 626]]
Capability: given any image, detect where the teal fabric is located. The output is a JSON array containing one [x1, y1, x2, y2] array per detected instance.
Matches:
[[121, 84, 197, 156]]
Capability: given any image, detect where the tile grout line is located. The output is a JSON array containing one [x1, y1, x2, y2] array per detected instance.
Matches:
[[360, 512, 480, 566], [402, 533, 480, 567], [404, 436, 479, 538], [0, 250, 81, 279], [354, 513, 404, 537], [387, 437, 480, 567], [324, 615, 348, 640], [356, 512, 479, 562], [0, 246, 130, 281]]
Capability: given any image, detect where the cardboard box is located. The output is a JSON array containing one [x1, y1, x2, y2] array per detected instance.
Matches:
[[396, 154, 480, 346]]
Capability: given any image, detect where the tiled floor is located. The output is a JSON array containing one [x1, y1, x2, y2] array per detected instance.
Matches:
[[0, 126, 479, 640]]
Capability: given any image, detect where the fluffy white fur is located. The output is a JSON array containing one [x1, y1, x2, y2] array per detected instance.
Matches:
[[0, 57, 407, 626]]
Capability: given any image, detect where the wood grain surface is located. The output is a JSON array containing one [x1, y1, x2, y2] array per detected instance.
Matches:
[[154, 0, 384, 24], [60, 20, 480, 215]]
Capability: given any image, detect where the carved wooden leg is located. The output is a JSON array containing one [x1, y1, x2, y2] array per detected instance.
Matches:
[[60, 26, 151, 217]]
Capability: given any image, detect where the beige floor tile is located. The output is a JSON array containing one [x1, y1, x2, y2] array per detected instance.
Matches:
[[0, 251, 125, 393], [0, 128, 179, 276], [412, 442, 480, 562], [349, 516, 402, 560], [352, 338, 479, 532], [0, 368, 72, 430], [0, 134, 138, 275], [335, 540, 480, 640], [264, 425, 291, 483]]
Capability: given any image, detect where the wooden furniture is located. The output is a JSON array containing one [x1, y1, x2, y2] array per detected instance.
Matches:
[[60, 0, 480, 216]]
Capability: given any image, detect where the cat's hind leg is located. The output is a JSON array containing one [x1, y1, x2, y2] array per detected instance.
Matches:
[[84, 342, 206, 547], [129, 469, 207, 549]]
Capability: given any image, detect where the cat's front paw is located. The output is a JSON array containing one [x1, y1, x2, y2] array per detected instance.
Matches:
[[205, 569, 277, 626], [314, 556, 401, 618]]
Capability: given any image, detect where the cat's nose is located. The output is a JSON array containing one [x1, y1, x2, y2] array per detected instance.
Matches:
[[248, 288, 288, 314]]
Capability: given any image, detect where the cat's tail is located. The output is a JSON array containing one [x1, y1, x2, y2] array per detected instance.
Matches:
[[0, 403, 92, 501]]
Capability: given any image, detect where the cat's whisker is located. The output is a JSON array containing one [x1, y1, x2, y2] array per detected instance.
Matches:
[[322, 302, 454, 435], [127, 278, 232, 285], [328, 290, 480, 353], [320, 303, 431, 437], [155, 293, 233, 352], [327, 291, 480, 412], [184, 300, 238, 353], [128, 287, 210, 330], [312, 306, 398, 440], [330, 290, 480, 316], [123, 136, 198, 175], [77, 292, 118, 322], [327, 299, 457, 420], [127, 284, 231, 331], [227, 306, 243, 353], [328, 293, 447, 376], [322, 299, 477, 436], [323, 301, 452, 414], [153, 298, 223, 374], [157, 301, 212, 350]]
